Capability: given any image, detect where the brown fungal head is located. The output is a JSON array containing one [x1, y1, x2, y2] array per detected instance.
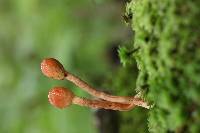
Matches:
[[41, 58, 66, 80], [48, 87, 74, 109]]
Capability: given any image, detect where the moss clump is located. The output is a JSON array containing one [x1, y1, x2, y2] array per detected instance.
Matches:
[[126, 0, 200, 132]]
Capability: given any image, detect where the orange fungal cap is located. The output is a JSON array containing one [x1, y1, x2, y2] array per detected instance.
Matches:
[[48, 87, 74, 109], [41, 58, 66, 80]]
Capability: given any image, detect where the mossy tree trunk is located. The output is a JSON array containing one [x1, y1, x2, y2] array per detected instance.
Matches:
[[127, 0, 200, 132]]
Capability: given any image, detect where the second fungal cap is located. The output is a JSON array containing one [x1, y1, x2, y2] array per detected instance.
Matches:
[[48, 87, 74, 109]]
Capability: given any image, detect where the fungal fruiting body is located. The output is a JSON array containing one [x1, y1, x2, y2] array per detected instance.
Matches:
[[41, 58, 66, 80], [48, 87, 74, 109], [48, 87, 136, 111], [42, 58, 150, 110]]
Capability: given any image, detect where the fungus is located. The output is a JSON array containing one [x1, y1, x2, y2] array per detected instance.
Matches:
[[48, 87, 136, 111], [48, 86, 74, 109], [41, 58, 66, 80], [41, 58, 150, 109]]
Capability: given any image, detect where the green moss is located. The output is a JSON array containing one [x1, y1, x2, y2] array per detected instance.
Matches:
[[124, 0, 200, 132]]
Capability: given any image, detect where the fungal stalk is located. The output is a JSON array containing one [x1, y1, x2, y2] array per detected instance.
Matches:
[[48, 87, 136, 111], [41, 58, 150, 109]]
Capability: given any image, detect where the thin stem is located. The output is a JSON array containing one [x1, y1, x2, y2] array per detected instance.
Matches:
[[72, 96, 136, 111], [66, 72, 149, 109]]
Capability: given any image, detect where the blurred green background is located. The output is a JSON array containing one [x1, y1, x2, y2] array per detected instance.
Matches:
[[0, 0, 142, 133]]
